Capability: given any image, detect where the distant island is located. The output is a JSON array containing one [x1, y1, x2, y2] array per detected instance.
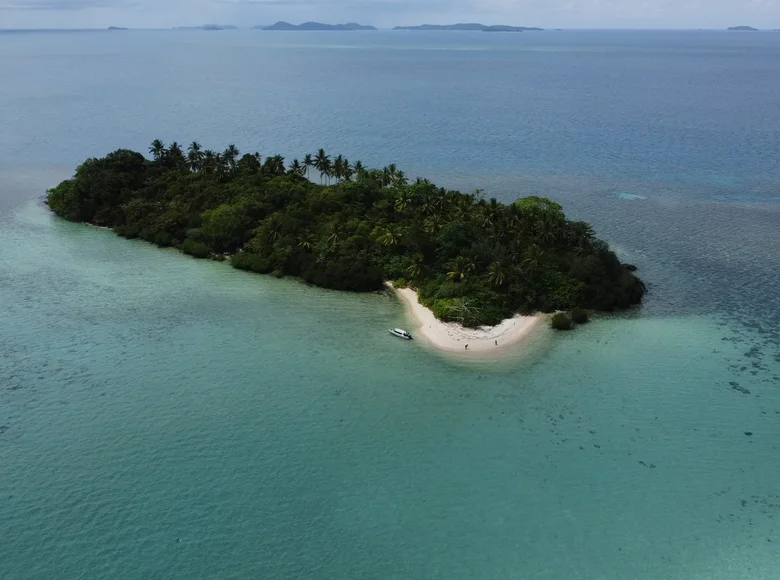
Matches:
[[394, 23, 544, 32], [107, 26, 127, 30], [727, 26, 758, 31], [258, 21, 377, 31], [174, 25, 237, 31], [46, 140, 644, 328]]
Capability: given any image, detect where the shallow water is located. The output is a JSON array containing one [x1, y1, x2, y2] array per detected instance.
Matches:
[[1, 29, 779, 579]]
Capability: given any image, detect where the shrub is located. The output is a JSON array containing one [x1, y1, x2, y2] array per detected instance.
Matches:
[[231, 253, 272, 274], [181, 239, 211, 259], [551, 312, 573, 330], [570, 307, 589, 324], [120, 224, 140, 239], [153, 232, 176, 247], [272, 269, 284, 278], [393, 277, 407, 288]]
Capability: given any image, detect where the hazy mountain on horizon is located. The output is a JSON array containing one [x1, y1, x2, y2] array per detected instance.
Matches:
[[393, 23, 544, 31], [258, 21, 376, 31]]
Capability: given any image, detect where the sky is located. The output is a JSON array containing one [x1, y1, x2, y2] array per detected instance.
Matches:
[[0, 0, 778, 30]]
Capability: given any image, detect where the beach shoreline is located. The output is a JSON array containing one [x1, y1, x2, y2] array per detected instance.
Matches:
[[387, 283, 544, 355]]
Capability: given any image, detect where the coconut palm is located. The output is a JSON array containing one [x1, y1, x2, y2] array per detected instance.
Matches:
[[149, 139, 166, 161], [297, 234, 314, 251], [522, 244, 545, 272], [187, 141, 203, 172], [487, 262, 507, 287], [314, 149, 330, 184], [202, 149, 216, 174], [224, 144, 240, 170], [333, 155, 345, 183], [395, 191, 415, 213], [423, 214, 442, 234], [406, 255, 427, 280], [481, 198, 502, 229], [341, 162, 353, 182], [377, 227, 401, 247], [445, 256, 475, 283], [303, 153, 314, 180], [289, 159, 305, 177], [168, 142, 185, 169], [393, 170, 408, 187], [351, 160, 365, 178]]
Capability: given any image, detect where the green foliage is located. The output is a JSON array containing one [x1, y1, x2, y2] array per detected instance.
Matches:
[[47, 140, 645, 326], [181, 239, 211, 259], [570, 307, 589, 324], [551, 312, 573, 330]]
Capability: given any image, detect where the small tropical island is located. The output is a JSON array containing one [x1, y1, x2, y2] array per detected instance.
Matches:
[[727, 26, 758, 31], [107, 26, 128, 31], [47, 141, 644, 345], [394, 23, 544, 32], [258, 22, 377, 31]]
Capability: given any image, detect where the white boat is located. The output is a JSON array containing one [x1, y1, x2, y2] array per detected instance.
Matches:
[[389, 328, 413, 340]]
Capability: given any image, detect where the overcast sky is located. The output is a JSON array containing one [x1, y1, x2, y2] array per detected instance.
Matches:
[[1, 0, 778, 29]]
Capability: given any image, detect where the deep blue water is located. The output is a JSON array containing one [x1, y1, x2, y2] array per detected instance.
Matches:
[[1, 29, 779, 579]]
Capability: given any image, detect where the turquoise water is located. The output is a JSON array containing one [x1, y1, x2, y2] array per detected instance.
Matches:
[[2, 30, 780, 578]]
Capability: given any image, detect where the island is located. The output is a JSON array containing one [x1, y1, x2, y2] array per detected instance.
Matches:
[[394, 23, 544, 31], [727, 26, 758, 31], [173, 25, 237, 31], [258, 22, 377, 31], [107, 26, 127, 31], [46, 141, 645, 340]]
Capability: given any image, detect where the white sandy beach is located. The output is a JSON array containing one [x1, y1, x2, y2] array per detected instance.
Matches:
[[388, 283, 544, 355]]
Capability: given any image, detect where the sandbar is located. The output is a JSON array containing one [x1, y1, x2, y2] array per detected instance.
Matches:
[[388, 283, 544, 355]]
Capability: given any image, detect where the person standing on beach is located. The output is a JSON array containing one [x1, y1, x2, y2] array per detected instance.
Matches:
[[465, 344, 468, 350]]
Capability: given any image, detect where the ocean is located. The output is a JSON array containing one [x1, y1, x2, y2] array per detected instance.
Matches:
[[1, 29, 779, 579]]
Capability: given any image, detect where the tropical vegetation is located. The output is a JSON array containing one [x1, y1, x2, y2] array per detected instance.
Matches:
[[46, 140, 645, 326]]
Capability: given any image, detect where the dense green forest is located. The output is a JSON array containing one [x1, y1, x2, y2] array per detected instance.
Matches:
[[47, 141, 645, 326]]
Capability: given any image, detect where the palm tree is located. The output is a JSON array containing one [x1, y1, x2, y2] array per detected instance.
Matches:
[[422, 214, 442, 234], [522, 244, 545, 272], [289, 159, 305, 177], [481, 198, 502, 229], [321, 158, 333, 185], [333, 155, 345, 183], [224, 144, 240, 170], [487, 262, 507, 287], [406, 255, 427, 280], [341, 162, 353, 182], [265, 155, 286, 176], [149, 139, 166, 161], [387, 163, 397, 179], [393, 170, 408, 187], [445, 256, 475, 283], [314, 149, 330, 184], [187, 141, 203, 172], [297, 234, 314, 251], [202, 149, 217, 174], [303, 154, 314, 180], [168, 142, 185, 169], [395, 191, 414, 213], [381, 167, 391, 188], [351, 160, 365, 178], [377, 227, 401, 247]]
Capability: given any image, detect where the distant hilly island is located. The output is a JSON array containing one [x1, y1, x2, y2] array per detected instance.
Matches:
[[394, 23, 543, 31], [258, 22, 376, 31], [727, 26, 758, 31], [253, 22, 543, 32], [173, 25, 238, 31]]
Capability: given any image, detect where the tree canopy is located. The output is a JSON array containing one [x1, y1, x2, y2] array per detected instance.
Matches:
[[47, 140, 645, 326]]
